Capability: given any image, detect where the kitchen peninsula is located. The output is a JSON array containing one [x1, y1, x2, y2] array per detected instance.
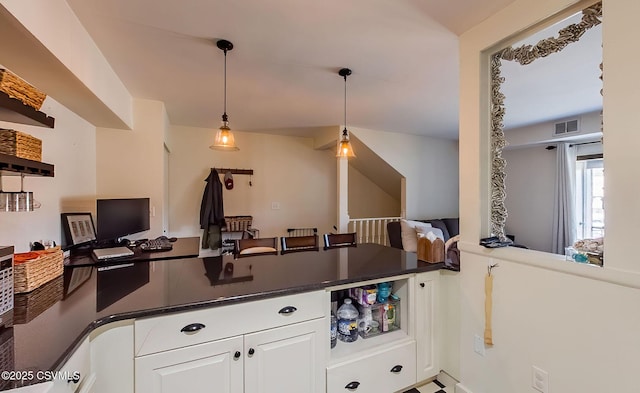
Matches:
[[3, 241, 447, 393]]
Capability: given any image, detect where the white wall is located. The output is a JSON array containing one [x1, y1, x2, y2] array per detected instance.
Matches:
[[350, 127, 459, 219], [348, 165, 400, 218], [503, 146, 556, 252], [168, 126, 337, 239], [96, 99, 167, 240], [505, 110, 601, 148], [458, 1, 640, 392], [0, 97, 96, 252], [0, 0, 133, 129]]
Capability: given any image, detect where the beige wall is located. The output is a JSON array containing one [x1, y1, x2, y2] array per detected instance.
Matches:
[[96, 99, 167, 240], [0, 97, 96, 252], [0, 0, 133, 129], [168, 126, 337, 239], [348, 165, 400, 219], [458, 0, 640, 392], [350, 127, 459, 219], [503, 146, 556, 252]]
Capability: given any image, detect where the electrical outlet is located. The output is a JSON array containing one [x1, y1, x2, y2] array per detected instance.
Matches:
[[271, 202, 281, 210], [473, 334, 485, 356], [532, 366, 549, 393]]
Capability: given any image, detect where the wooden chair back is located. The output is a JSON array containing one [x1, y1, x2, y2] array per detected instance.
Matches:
[[235, 237, 278, 257], [280, 235, 319, 254], [323, 233, 357, 249], [286, 227, 318, 237]]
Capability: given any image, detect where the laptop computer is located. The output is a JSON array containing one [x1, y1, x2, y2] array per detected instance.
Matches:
[[92, 246, 134, 261]]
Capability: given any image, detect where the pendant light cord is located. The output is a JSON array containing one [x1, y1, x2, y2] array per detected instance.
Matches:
[[344, 75, 347, 131], [223, 49, 228, 119]]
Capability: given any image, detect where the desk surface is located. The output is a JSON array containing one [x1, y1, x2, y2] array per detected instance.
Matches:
[[1, 240, 446, 390], [64, 236, 201, 267]]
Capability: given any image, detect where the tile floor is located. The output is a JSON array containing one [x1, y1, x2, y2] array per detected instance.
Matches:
[[404, 379, 450, 393]]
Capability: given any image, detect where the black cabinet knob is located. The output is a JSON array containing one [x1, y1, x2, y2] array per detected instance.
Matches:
[[234, 351, 241, 360], [420, 283, 425, 288], [278, 306, 297, 315], [345, 381, 360, 390], [390, 365, 403, 373], [181, 323, 206, 333], [248, 348, 255, 356], [67, 373, 81, 384]]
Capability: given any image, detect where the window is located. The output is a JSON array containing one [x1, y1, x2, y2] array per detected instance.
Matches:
[[576, 157, 604, 239]]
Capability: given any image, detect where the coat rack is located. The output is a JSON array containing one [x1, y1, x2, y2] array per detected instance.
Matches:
[[213, 167, 253, 176]]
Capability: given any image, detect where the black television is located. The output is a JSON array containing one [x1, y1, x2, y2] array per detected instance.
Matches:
[[96, 198, 150, 242]]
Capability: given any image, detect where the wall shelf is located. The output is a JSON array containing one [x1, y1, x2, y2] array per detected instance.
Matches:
[[0, 90, 55, 128], [0, 153, 54, 177]]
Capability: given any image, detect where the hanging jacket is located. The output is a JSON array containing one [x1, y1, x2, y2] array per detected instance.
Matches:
[[200, 169, 225, 249]]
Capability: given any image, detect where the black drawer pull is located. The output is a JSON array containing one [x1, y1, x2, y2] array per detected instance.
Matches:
[[248, 348, 255, 356], [181, 323, 206, 333], [390, 365, 403, 373], [234, 351, 241, 360], [278, 306, 297, 315], [345, 381, 360, 390], [420, 283, 425, 288], [67, 373, 81, 384]]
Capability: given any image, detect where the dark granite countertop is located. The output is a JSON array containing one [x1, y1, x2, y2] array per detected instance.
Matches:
[[0, 238, 445, 390]]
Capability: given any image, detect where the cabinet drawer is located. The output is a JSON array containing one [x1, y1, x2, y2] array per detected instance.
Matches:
[[326, 340, 416, 393], [49, 338, 90, 393], [135, 290, 325, 356]]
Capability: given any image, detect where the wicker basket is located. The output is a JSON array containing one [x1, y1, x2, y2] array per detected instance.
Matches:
[[0, 69, 46, 110], [224, 216, 253, 231], [0, 129, 42, 161], [14, 247, 64, 294], [13, 274, 63, 324]]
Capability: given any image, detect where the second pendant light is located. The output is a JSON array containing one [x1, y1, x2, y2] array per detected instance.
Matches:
[[337, 68, 356, 158]]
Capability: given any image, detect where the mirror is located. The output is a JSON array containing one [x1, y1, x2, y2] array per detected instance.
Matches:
[[490, 2, 603, 264]]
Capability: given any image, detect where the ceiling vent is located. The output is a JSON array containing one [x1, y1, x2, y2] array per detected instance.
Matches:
[[554, 119, 579, 136]]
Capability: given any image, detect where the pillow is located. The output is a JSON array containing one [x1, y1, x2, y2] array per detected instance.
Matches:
[[427, 219, 450, 241], [416, 226, 444, 241], [239, 246, 277, 255], [399, 219, 432, 252]]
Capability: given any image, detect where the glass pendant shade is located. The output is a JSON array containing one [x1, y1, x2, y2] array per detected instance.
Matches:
[[210, 119, 239, 151], [336, 128, 356, 158]]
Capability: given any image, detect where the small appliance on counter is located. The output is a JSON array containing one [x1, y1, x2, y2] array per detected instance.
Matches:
[[0, 247, 14, 328]]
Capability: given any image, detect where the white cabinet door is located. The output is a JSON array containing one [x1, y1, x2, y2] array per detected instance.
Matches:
[[415, 271, 440, 381], [244, 318, 326, 393], [135, 335, 243, 393]]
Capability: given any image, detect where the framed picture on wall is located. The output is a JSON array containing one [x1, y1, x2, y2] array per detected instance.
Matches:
[[61, 213, 96, 248]]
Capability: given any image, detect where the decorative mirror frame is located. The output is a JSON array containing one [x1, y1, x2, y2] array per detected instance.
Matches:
[[489, 2, 603, 240]]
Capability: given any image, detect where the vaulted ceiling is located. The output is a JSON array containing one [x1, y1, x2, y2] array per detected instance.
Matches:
[[65, 0, 520, 140]]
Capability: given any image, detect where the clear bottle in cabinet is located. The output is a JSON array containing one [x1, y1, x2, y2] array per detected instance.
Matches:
[[337, 298, 359, 343], [330, 311, 337, 348]]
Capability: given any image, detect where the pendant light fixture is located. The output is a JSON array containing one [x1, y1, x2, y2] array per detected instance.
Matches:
[[337, 68, 356, 158], [210, 39, 239, 151]]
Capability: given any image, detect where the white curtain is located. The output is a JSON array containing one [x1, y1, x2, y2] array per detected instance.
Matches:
[[552, 143, 577, 254]]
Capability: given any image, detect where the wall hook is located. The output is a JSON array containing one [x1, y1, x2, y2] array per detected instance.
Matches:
[[488, 263, 499, 276]]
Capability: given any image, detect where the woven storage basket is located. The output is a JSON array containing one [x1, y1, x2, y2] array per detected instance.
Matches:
[[14, 247, 64, 294], [13, 274, 63, 324], [0, 69, 46, 110], [0, 129, 42, 161], [224, 216, 253, 231]]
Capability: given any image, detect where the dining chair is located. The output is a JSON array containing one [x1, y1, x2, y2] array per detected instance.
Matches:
[[280, 235, 319, 254], [235, 237, 278, 257], [323, 232, 357, 249], [286, 227, 318, 237]]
